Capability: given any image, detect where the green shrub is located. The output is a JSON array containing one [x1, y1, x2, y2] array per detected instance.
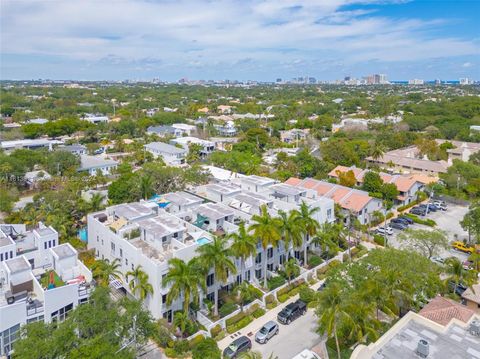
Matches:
[[308, 255, 323, 268], [266, 301, 278, 310], [173, 340, 190, 355], [251, 285, 263, 299], [265, 294, 276, 304], [225, 311, 246, 327], [189, 335, 205, 348], [164, 347, 177, 358], [226, 316, 253, 333], [191, 337, 221, 359], [219, 302, 237, 318], [405, 213, 436, 227], [267, 276, 286, 290], [299, 285, 316, 303], [278, 294, 289, 303], [252, 308, 266, 318], [373, 234, 385, 246], [210, 325, 222, 339]]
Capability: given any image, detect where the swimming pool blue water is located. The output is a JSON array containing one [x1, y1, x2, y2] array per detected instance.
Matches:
[[196, 237, 210, 246], [79, 228, 88, 242]]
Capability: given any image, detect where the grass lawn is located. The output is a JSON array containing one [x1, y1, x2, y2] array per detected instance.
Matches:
[[40, 270, 65, 288]]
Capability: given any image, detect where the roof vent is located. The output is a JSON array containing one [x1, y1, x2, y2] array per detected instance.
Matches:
[[417, 339, 429, 358], [470, 320, 480, 336]]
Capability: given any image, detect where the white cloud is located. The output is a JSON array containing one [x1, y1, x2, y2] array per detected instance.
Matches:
[[0, 0, 479, 77], [462, 62, 472, 67]]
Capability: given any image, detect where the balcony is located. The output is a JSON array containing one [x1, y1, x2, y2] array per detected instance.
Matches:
[[26, 299, 44, 317]]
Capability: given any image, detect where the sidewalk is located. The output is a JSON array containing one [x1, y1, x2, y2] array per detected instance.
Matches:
[[218, 279, 326, 350]]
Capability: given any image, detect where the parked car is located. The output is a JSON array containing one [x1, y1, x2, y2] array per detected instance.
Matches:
[[398, 215, 414, 225], [292, 349, 321, 359], [448, 281, 468, 296], [277, 300, 307, 325], [433, 201, 447, 211], [418, 204, 436, 212], [426, 203, 439, 212], [223, 336, 252, 358], [389, 221, 407, 230], [463, 260, 474, 270], [430, 256, 445, 265], [410, 207, 427, 216], [391, 218, 409, 226], [451, 241, 474, 254], [376, 226, 394, 235], [255, 321, 279, 344]]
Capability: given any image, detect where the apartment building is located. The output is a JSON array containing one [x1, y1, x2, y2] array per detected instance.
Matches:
[[0, 225, 93, 357], [87, 175, 335, 322]]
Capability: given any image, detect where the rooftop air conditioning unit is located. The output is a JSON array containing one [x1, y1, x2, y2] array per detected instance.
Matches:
[[470, 320, 480, 336], [417, 339, 429, 358]]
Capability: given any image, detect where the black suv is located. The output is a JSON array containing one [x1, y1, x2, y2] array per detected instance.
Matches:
[[277, 299, 307, 324]]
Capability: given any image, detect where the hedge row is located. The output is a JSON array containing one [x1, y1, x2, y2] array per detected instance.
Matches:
[[404, 213, 436, 227]]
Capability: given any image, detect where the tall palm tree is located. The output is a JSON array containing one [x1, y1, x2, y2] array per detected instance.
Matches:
[[126, 265, 153, 301], [140, 174, 154, 200], [173, 311, 189, 337], [312, 222, 342, 257], [249, 205, 282, 288], [370, 141, 386, 161], [445, 257, 477, 295], [284, 258, 300, 286], [235, 281, 256, 312], [197, 236, 237, 316], [295, 202, 320, 267], [162, 258, 206, 314], [89, 192, 105, 212], [278, 210, 302, 259], [316, 282, 355, 359], [92, 258, 122, 287], [360, 279, 396, 320], [227, 222, 257, 282]]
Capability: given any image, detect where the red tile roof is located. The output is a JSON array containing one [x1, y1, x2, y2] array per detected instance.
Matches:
[[419, 295, 475, 326]]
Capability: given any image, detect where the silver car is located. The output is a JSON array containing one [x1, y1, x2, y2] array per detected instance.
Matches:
[[255, 321, 279, 344]]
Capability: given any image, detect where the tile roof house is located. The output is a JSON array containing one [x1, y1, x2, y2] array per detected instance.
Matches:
[[328, 165, 424, 205], [461, 283, 480, 313], [285, 177, 382, 224], [419, 295, 475, 325]]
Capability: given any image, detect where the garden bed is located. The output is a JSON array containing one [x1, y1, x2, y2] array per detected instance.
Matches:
[[225, 303, 266, 334]]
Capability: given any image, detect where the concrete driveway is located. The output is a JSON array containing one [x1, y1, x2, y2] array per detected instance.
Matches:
[[251, 309, 320, 359]]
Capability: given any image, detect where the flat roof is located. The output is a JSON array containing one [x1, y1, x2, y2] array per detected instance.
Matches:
[[164, 192, 203, 206], [197, 202, 234, 220], [112, 203, 154, 221], [242, 175, 276, 187], [137, 215, 185, 237], [373, 317, 480, 359], [4, 256, 31, 273], [205, 183, 241, 195], [36, 227, 55, 237], [145, 142, 186, 154], [51, 244, 76, 259], [270, 183, 305, 196], [0, 235, 14, 248]]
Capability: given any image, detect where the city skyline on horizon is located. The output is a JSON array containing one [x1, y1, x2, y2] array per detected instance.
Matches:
[[1, 0, 479, 81]]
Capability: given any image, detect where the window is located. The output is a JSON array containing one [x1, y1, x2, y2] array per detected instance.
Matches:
[[97, 235, 99, 242], [267, 248, 273, 259], [101, 239, 104, 245], [125, 258, 128, 266], [279, 255, 285, 265], [267, 263, 273, 271], [51, 303, 73, 323], [0, 253, 3, 261], [2, 323, 20, 355], [119, 248, 123, 258], [327, 209, 332, 219], [245, 270, 251, 281], [131, 263, 134, 270], [255, 269, 262, 279], [162, 294, 167, 305], [44, 242, 47, 249], [207, 273, 215, 287], [255, 253, 262, 264], [27, 315, 44, 324], [9, 251, 12, 258], [52, 240, 56, 247], [111, 242, 115, 252]]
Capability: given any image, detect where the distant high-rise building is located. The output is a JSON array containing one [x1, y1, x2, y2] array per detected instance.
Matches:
[[308, 77, 316, 84], [276, 78, 282, 83], [435, 79, 442, 85], [460, 77, 473, 85], [408, 79, 424, 85]]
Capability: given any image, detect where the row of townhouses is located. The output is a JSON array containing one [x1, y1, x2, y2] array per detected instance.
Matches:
[[86, 174, 336, 322], [0, 223, 93, 357]]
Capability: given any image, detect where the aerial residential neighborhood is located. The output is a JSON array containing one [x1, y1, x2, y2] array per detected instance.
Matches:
[[1, 1, 479, 359]]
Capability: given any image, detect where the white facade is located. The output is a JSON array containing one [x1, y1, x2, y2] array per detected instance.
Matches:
[[144, 142, 187, 166], [169, 137, 215, 156], [0, 240, 92, 357], [86, 175, 335, 322], [82, 114, 109, 124], [78, 155, 118, 176]]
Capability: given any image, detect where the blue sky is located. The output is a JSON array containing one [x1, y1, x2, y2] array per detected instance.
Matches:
[[1, 0, 479, 81]]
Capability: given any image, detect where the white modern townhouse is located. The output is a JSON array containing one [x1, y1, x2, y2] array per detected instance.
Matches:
[[86, 175, 335, 323], [169, 136, 216, 157], [0, 223, 93, 357]]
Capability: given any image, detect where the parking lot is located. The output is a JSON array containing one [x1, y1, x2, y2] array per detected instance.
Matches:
[[384, 203, 471, 261]]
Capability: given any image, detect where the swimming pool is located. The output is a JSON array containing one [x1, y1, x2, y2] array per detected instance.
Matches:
[[78, 228, 88, 242], [196, 237, 211, 246]]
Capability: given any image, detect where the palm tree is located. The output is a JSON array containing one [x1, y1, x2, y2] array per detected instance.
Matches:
[[312, 222, 343, 257], [140, 174, 154, 200], [126, 265, 154, 301], [173, 311, 189, 337], [197, 236, 237, 317], [249, 205, 282, 288], [235, 281, 256, 312], [162, 258, 206, 314], [370, 141, 386, 161], [360, 279, 396, 320], [278, 210, 302, 259], [89, 192, 105, 212], [284, 258, 300, 286], [227, 222, 257, 282], [92, 258, 122, 287], [316, 282, 355, 359], [445, 257, 477, 295], [295, 202, 320, 267]]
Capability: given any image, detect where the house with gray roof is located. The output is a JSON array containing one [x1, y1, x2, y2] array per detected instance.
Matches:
[[78, 155, 118, 176], [144, 142, 187, 166]]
